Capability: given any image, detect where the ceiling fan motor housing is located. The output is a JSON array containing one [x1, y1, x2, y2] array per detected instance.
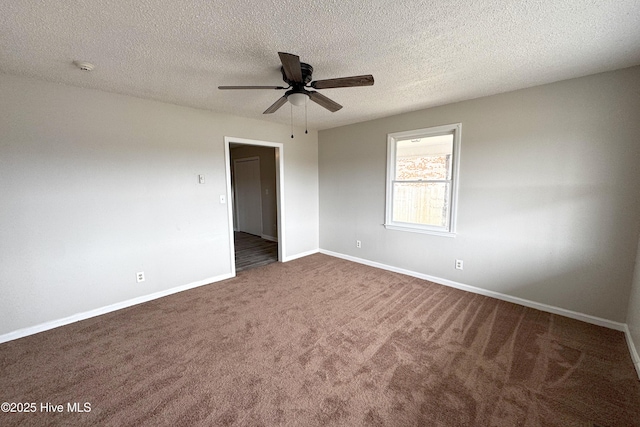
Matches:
[[281, 62, 314, 87]]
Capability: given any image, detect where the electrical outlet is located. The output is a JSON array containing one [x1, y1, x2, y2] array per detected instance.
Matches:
[[356, 240, 362, 248], [136, 271, 145, 283], [455, 260, 463, 270]]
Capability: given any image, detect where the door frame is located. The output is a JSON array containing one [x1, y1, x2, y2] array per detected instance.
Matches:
[[224, 136, 285, 275]]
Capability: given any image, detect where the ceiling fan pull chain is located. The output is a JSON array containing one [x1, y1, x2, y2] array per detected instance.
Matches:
[[305, 102, 308, 134], [290, 103, 294, 138]]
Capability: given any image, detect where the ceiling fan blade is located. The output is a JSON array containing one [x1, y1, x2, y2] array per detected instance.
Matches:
[[218, 85, 286, 90], [310, 75, 374, 89], [263, 96, 288, 114], [278, 52, 303, 83], [308, 91, 342, 112]]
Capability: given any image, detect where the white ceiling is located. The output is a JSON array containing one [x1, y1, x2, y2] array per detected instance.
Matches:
[[1, 0, 639, 131]]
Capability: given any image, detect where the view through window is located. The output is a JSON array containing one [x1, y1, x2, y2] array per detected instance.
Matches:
[[385, 124, 460, 235]]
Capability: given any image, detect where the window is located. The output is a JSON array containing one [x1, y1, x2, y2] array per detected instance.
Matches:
[[385, 123, 461, 236]]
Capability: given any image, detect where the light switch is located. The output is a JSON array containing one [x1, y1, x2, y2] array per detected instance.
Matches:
[[198, 174, 205, 184], [220, 195, 226, 204]]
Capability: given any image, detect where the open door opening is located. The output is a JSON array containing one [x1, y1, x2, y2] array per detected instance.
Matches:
[[224, 137, 284, 274]]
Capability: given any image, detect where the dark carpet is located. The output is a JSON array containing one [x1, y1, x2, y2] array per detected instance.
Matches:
[[1, 254, 639, 426]]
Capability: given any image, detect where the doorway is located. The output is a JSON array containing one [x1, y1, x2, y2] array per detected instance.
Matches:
[[224, 137, 285, 274]]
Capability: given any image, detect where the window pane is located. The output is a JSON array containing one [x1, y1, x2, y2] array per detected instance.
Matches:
[[392, 182, 450, 227], [395, 134, 453, 180]]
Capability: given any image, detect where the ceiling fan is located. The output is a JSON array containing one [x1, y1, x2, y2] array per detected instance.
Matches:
[[218, 52, 374, 115]]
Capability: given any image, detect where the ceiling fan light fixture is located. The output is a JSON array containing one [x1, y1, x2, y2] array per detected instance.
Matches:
[[287, 92, 308, 106]]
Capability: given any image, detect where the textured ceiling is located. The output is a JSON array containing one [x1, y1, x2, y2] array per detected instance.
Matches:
[[1, 0, 639, 130]]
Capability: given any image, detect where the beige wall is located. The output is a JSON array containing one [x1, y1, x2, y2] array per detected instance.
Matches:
[[319, 66, 640, 323], [0, 73, 319, 336]]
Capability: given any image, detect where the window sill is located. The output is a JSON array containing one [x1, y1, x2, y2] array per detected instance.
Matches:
[[383, 223, 456, 238]]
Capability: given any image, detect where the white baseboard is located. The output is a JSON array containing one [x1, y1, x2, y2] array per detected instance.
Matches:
[[0, 272, 234, 345], [261, 234, 278, 242], [283, 248, 319, 262], [319, 249, 626, 332], [623, 325, 640, 380]]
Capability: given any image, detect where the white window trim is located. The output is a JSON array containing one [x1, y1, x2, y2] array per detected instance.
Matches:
[[384, 123, 461, 237]]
